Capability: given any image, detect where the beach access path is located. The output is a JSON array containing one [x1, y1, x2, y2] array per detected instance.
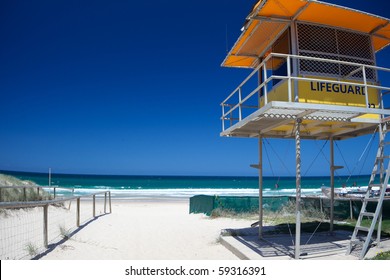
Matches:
[[40, 199, 251, 260]]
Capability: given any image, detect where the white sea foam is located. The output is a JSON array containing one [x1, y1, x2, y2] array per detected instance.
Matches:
[[67, 187, 323, 199]]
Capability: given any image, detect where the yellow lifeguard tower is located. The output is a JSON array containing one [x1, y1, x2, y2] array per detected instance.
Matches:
[[221, 0, 390, 259]]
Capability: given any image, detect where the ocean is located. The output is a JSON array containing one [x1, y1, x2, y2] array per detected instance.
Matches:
[[0, 170, 371, 199]]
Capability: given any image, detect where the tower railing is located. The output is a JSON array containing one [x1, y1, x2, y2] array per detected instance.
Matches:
[[221, 53, 390, 132]]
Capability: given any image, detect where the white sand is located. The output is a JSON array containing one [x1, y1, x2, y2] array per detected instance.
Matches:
[[39, 199, 254, 260]]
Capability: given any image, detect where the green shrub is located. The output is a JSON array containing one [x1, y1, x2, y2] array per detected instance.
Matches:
[[371, 251, 390, 260]]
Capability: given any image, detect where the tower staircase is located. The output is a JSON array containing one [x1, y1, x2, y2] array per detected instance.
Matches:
[[347, 120, 390, 259]]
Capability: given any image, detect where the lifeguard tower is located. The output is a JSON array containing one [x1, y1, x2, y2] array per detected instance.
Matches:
[[221, 0, 390, 259]]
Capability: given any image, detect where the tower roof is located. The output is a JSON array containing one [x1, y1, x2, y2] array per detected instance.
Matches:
[[222, 0, 390, 68]]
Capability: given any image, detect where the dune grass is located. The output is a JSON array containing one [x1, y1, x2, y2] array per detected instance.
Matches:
[[0, 174, 52, 202]]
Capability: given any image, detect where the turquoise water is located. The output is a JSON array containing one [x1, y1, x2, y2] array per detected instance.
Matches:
[[0, 170, 371, 199]]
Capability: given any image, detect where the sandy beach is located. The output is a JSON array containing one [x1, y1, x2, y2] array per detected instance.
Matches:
[[38, 199, 253, 260], [3, 195, 385, 280], [0, 174, 256, 260]]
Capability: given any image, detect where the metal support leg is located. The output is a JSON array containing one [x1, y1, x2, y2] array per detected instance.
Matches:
[[259, 136, 263, 239], [295, 119, 302, 260], [330, 137, 334, 232]]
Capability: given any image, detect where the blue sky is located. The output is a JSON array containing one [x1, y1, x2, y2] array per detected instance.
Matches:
[[1, 0, 390, 176]]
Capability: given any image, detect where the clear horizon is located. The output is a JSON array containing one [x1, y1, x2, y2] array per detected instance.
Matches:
[[0, 168, 372, 178]]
